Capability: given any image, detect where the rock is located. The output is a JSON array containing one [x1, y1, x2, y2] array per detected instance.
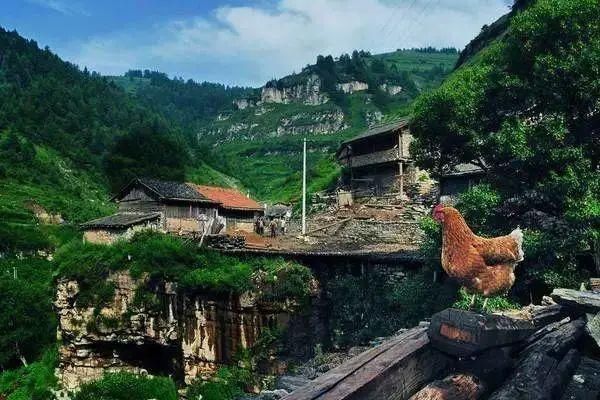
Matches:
[[551, 288, 600, 314], [560, 357, 600, 400], [276, 375, 311, 392], [585, 312, 600, 347]]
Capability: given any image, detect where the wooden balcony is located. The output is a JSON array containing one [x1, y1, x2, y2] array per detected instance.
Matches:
[[340, 148, 408, 169]]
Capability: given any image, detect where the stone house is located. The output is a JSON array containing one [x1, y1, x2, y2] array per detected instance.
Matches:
[[336, 119, 416, 197]]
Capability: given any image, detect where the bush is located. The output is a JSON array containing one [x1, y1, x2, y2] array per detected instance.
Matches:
[[186, 366, 251, 400], [55, 232, 315, 308], [0, 347, 57, 400], [74, 372, 178, 400]]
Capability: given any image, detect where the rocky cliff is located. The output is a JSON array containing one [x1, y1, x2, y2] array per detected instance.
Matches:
[[55, 271, 316, 390]]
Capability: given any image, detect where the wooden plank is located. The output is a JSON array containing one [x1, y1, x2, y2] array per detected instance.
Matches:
[[409, 374, 486, 400], [282, 327, 452, 400], [428, 309, 536, 356], [282, 329, 426, 400], [551, 288, 600, 314]]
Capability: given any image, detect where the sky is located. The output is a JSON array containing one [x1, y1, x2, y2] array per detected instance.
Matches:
[[1, 0, 513, 87]]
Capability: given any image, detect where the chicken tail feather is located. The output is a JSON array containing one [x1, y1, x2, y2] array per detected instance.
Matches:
[[510, 227, 524, 262]]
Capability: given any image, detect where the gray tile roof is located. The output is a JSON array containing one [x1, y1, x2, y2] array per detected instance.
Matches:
[[81, 212, 161, 229], [138, 178, 209, 201], [443, 163, 485, 177], [113, 178, 217, 203], [341, 119, 409, 146]]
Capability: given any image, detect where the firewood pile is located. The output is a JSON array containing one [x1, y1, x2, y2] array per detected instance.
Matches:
[[282, 286, 600, 400], [416, 287, 600, 400]]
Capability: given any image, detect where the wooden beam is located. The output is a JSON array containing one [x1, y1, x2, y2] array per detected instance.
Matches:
[[409, 374, 486, 400], [428, 308, 536, 357], [282, 327, 452, 400]]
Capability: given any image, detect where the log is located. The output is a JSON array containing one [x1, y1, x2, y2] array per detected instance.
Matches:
[[488, 319, 585, 400], [560, 357, 600, 400], [409, 374, 485, 400], [428, 309, 536, 357], [551, 288, 600, 314]]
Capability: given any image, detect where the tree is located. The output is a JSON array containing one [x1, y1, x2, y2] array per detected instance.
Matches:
[[410, 0, 600, 289], [104, 119, 191, 192], [0, 259, 55, 369]]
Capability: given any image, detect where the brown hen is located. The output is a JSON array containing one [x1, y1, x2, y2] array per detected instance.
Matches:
[[433, 205, 524, 307]]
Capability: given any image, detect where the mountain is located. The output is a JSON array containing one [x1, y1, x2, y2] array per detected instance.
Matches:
[[0, 27, 240, 254], [111, 48, 458, 202]]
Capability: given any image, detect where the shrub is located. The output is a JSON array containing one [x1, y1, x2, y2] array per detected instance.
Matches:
[[186, 366, 251, 400], [0, 347, 57, 400], [73, 372, 178, 400], [55, 232, 315, 309]]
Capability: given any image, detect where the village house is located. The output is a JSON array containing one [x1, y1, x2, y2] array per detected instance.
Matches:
[[336, 119, 416, 197], [438, 163, 486, 204], [190, 184, 264, 233], [81, 178, 263, 244]]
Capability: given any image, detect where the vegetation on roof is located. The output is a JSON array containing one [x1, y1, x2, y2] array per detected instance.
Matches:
[[54, 231, 315, 307]]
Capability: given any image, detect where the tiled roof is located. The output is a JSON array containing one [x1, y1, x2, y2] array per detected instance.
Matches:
[[81, 212, 161, 229], [341, 119, 409, 146], [113, 178, 217, 203], [189, 184, 263, 211], [443, 163, 485, 177]]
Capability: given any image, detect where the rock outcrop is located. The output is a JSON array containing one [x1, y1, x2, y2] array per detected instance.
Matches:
[[55, 271, 313, 390], [261, 75, 328, 106]]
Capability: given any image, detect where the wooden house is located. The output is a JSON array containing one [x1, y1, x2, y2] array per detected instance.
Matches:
[[439, 163, 485, 204], [82, 178, 220, 244], [190, 185, 264, 232], [336, 120, 416, 197]]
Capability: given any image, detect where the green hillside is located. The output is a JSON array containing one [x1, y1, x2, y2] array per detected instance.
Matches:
[[111, 49, 458, 203]]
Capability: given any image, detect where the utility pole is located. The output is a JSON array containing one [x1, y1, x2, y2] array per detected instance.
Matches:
[[302, 137, 307, 235]]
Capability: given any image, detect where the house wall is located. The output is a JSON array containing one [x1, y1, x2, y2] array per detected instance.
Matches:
[[220, 209, 262, 233], [83, 220, 161, 245], [118, 188, 163, 213]]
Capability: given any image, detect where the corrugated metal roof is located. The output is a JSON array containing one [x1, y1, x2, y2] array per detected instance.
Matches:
[[341, 119, 409, 146], [189, 184, 263, 211], [81, 212, 161, 229]]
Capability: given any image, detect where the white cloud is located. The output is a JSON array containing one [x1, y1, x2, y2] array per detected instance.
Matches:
[[26, 0, 89, 16], [62, 0, 510, 86]]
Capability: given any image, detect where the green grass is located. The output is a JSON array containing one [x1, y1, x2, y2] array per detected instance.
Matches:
[[186, 160, 243, 189]]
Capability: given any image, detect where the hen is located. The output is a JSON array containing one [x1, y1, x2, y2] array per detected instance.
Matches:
[[432, 204, 524, 308]]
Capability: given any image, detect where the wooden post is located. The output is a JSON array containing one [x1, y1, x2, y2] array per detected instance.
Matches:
[[399, 162, 404, 199]]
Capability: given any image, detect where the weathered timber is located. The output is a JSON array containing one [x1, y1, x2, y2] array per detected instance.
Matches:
[[282, 327, 453, 400], [489, 348, 580, 400], [409, 374, 485, 400], [518, 317, 571, 352], [551, 288, 600, 314], [489, 319, 586, 400], [590, 278, 600, 293], [428, 308, 536, 356], [519, 318, 585, 361], [453, 346, 514, 389], [586, 312, 600, 348], [560, 357, 600, 400], [529, 304, 570, 328]]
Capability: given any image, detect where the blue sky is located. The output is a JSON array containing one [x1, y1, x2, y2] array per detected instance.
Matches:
[[1, 0, 512, 87]]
